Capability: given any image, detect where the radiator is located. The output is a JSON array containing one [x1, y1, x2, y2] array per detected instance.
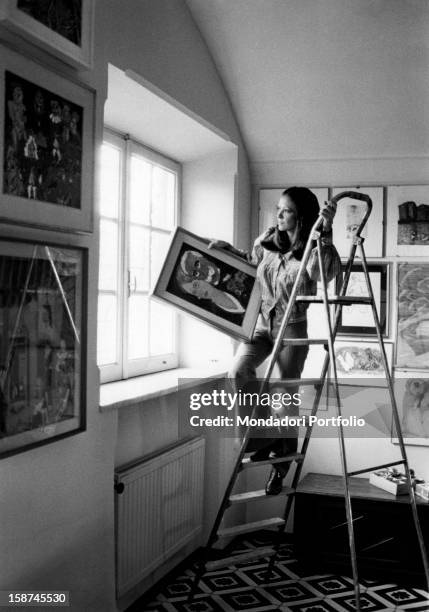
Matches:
[[115, 436, 205, 598]]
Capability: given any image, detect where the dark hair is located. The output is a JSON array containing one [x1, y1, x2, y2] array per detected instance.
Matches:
[[281, 186, 320, 257]]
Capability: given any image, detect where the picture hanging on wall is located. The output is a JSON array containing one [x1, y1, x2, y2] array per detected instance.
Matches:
[[336, 263, 389, 336], [396, 263, 429, 369], [0, 0, 94, 69], [0, 45, 94, 233], [333, 340, 393, 386], [386, 185, 429, 256], [391, 370, 429, 447], [331, 186, 384, 258], [152, 227, 261, 341], [258, 187, 329, 234], [0, 238, 87, 459]]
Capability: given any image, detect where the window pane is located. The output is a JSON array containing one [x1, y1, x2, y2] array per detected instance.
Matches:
[[128, 294, 149, 360], [151, 166, 175, 230], [99, 219, 119, 291], [100, 143, 121, 218], [129, 225, 150, 292], [149, 299, 175, 356], [97, 294, 118, 365], [150, 230, 171, 289], [130, 155, 151, 225]]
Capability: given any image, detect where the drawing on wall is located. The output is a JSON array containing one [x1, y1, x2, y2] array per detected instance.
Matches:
[[331, 187, 384, 257], [153, 228, 261, 341], [332, 340, 393, 386], [387, 186, 429, 256], [3, 70, 83, 209], [396, 264, 429, 369], [0, 240, 86, 459], [391, 372, 429, 446], [17, 0, 82, 45]]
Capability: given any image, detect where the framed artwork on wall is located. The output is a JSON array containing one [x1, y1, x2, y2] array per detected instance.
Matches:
[[391, 370, 429, 447], [396, 263, 429, 370], [152, 227, 261, 341], [0, 238, 87, 459], [333, 340, 393, 385], [0, 45, 94, 233], [386, 185, 429, 256], [331, 187, 384, 258], [258, 187, 329, 234], [336, 263, 389, 337], [0, 0, 94, 69]]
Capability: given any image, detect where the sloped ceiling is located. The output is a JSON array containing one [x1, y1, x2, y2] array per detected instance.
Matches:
[[185, 0, 429, 166]]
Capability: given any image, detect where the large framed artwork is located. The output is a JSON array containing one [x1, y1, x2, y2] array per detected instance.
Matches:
[[0, 238, 87, 459], [386, 185, 429, 256], [0, 1, 94, 69], [396, 263, 429, 369], [331, 187, 384, 258], [336, 263, 389, 336], [391, 371, 429, 447], [0, 45, 94, 233], [258, 187, 329, 234], [152, 227, 261, 341]]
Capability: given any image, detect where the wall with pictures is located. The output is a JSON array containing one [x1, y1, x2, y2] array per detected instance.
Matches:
[[0, 1, 251, 612]]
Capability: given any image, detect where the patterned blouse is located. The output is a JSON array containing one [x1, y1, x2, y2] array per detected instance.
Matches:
[[243, 229, 342, 324]]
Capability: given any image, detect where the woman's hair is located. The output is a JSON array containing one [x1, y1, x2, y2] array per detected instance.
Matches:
[[281, 186, 321, 257]]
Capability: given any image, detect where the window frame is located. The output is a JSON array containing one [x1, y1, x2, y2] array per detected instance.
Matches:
[[98, 128, 180, 383]]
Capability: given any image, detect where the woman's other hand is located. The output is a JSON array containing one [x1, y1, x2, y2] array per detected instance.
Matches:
[[320, 201, 337, 232], [208, 239, 231, 250]]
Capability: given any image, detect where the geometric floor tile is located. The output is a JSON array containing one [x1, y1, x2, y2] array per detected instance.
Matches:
[[371, 585, 429, 607], [288, 600, 347, 611], [162, 596, 227, 612], [333, 590, 393, 611], [264, 581, 318, 604], [218, 588, 276, 610], [238, 563, 294, 585], [157, 577, 205, 599], [396, 604, 429, 611], [304, 575, 355, 596], [198, 570, 250, 593]]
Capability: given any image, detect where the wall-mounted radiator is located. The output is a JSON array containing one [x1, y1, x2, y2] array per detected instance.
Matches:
[[115, 436, 205, 598]]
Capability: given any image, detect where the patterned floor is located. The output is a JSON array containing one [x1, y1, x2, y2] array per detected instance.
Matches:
[[127, 531, 429, 612]]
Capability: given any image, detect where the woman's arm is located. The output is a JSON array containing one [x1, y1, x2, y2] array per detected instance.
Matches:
[[208, 227, 274, 265]]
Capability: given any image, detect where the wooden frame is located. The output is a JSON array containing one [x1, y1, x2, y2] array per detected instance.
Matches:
[[0, 0, 94, 69], [386, 185, 429, 257], [336, 263, 389, 337], [152, 227, 261, 341], [0, 44, 94, 233], [0, 238, 87, 459]]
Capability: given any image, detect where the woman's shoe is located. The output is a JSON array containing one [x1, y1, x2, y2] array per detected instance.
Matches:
[[265, 466, 287, 495]]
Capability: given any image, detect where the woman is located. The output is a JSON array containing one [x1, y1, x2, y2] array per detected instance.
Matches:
[[210, 187, 341, 494]]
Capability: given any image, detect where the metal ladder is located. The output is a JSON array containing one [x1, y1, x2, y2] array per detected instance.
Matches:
[[190, 191, 429, 611]]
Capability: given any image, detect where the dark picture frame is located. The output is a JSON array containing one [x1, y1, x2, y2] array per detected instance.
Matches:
[[336, 263, 388, 336], [152, 227, 261, 341], [0, 238, 87, 459], [0, 44, 94, 233]]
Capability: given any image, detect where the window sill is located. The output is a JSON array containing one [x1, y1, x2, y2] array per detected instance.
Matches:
[[99, 363, 229, 413]]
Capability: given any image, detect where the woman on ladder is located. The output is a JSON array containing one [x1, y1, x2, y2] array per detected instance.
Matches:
[[210, 187, 340, 495]]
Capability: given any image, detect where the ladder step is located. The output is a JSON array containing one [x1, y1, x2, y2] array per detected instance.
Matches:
[[296, 295, 372, 305], [218, 517, 285, 538], [348, 460, 406, 477], [229, 486, 294, 505], [206, 546, 276, 570], [282, 338, 328, 345], [242, 452, 304, 469]]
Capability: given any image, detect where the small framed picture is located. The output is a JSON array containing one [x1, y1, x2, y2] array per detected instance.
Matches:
[[336, 263, 389, 336], [331, 187, 384, 257], [386, 185, 429, 256], [152, 227, 261, 341], [391, 370, 429, 447], [396, 263, 429, 369], [258, 187, 329, 232], [333, 340, 393, 385], [0, 44, 94, 233], [0, 238, 87, 459], [0, 0, 94, 69]]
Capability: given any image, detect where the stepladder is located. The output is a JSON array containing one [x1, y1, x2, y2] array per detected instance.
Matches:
[[189, 191, 429, 612]]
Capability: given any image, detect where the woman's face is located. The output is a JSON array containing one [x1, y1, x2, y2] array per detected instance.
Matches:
[[276, 195, 297, 232]]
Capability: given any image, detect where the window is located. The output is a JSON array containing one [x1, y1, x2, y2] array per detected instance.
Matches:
[[97, 130, 180, 382]]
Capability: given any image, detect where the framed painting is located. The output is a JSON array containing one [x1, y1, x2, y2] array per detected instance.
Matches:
[[333, 340, 393, 386], [152, 227, 261, 341], [258, 187, 329, 233], [336, 263, 389, 336], [386, 185, 429, 256], [391, 370, 429, 447], [396, 263, 429, 369], [331, 186, 384, 258], [0, 0, 94, 69], [0, 238, 87, 459], [0, 45, 94, 233]]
